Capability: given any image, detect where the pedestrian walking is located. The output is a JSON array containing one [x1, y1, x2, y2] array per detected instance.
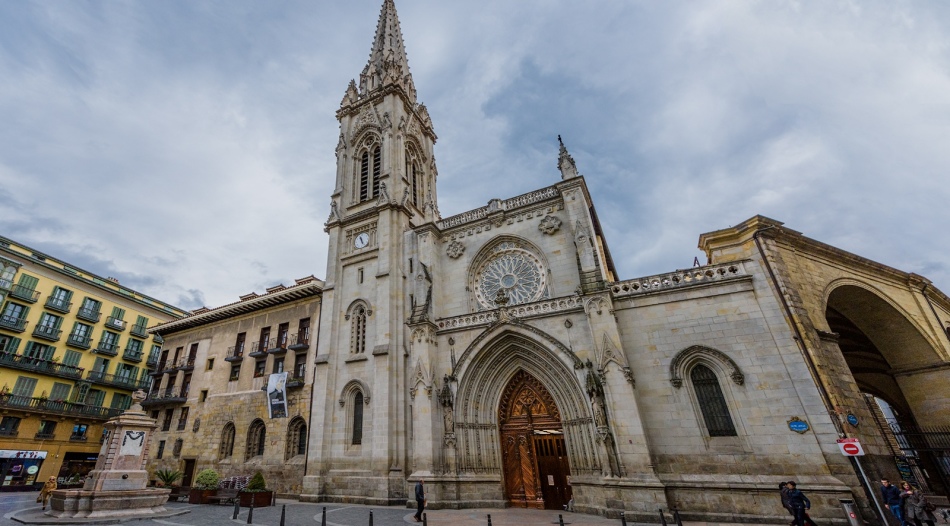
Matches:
[[413, 478, 425, 522], [882, 479, 907, 526], [36, 476, 57, 510], [786, 481, 812, 526], [901, 482, 937, 526], [781, 481, 817, 526]]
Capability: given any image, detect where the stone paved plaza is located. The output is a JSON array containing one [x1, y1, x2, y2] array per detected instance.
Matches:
[[0, 493, 780, 526]]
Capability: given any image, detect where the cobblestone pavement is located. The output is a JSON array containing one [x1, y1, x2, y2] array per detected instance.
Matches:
[[0, 493, 778, 526]]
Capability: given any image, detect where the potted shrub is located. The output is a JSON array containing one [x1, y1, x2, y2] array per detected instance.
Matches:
[[239, 471, 274, 507], [189, 469, 220, 504], [154, 468, 183, 488]]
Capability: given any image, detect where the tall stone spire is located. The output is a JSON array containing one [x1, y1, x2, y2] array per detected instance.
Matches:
[[358, 0, 417, 102], [558, 135, 580, 180]]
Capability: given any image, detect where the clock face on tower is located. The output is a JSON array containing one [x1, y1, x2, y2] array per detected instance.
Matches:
[[354, 233, 369, 249]]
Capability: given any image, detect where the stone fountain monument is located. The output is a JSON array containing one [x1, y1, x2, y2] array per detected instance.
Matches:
[[47, 390, 182, 519]]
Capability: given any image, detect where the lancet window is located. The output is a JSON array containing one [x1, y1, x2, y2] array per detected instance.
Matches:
[[220, 422, 235, 459], [690, 364, 737, 437], [286, 416, 307, 459], [358, 144, 382, 202], [351, 304, 368, 354], [405, 145, 422, 209], [352, 392, 364, 445]]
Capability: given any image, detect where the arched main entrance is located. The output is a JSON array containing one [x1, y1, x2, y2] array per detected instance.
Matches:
[[498, 370, 572, 510], [825, 285, 950, 495]]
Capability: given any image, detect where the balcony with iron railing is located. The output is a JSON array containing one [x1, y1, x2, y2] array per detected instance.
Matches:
[[66, 332, 92, 350], [0, 428, 18, 437], [0, 393, 120, 420], [153, 333, 164, 344], [8, 285, 39, 303], [286, 374, 306, 389], [225, 345, 245, 362], [141, 386, 189, 407], [32, 324, 62, 342], [34, 432, 56, 440], [146, 352, 160, 368], [130, 324, 148, 338], [288, 331, 310, 351], [44, 295, 72, 314], [249, 340, 268, 357], [75, 307, 101, 323], [95, 340, 119, 356], [86, 370, 150, 390], [123, 347, 144, 362], [0, 351, 84, 380], [104, 316, 126, 331], [268, 334, 289, 355], [69, 434, 88, 442], [0, 314, 27, 333]]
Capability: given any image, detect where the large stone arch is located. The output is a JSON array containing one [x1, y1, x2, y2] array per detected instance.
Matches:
[[452, 327, 601, 481]]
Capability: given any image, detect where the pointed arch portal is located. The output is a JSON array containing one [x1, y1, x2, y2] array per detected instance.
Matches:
[[498, 370, 573, 510]]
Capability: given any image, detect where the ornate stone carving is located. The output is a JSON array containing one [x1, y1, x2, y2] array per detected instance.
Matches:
[[446, 241, 465, 259], [611, 261, 749, 298], [538, 215, 562, 235]]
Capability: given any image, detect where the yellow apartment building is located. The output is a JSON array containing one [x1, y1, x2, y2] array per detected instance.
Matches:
[[0, 235, 186, 492]]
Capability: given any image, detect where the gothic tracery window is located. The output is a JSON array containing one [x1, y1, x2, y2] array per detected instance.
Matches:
[[286, 417, 307, 459], [220, 422, 235, 459], [246, 419, 266, 460], [405, 145, 421, 209], [472, 241, 548, 310], [690, 364, 737, 437]]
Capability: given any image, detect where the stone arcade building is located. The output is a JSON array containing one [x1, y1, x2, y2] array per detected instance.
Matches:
[[151, 1, 950, 522]]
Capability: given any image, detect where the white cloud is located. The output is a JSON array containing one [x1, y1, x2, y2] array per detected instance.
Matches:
[[1, 0, 948, 310]]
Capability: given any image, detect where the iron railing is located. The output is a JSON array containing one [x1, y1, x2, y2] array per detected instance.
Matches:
[[0, 351, 83, 379], [75, 307, 101, 323], [66, 332, 92, 350], [104, 316, 126, 331], [8, 285, 39, 303], [130, 324, 148, 338], [44, 295, 72, 313], [0, 393, 120, 420], [86, 370, 149, 390], [95, 340, 119, 356], [32, 324, 62, 342]]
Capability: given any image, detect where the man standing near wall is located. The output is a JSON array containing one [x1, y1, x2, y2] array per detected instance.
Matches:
[[413, 479, 425, 522], [881, 478, 906, 526]]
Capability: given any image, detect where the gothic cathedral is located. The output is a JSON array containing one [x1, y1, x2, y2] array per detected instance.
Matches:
[[301, 1, 950, 521]]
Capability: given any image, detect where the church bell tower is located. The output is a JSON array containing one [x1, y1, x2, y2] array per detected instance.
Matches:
[[304, 0, 438, 503]]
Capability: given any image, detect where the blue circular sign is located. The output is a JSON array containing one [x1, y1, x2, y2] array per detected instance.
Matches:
[[788, 419, 810, 434], [847, 414, 859, 426]]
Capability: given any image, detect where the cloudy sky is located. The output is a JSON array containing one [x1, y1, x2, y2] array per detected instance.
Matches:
[[1, 1, 948, 311]]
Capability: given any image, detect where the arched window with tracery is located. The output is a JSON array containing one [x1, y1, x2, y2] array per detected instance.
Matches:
[[246, 419, 266, 460], [690, 364, 737, 437], [352, 392, 364, 445], [286, 417, 307, 459], [220, 422, 235, 459], [351, 305, 367, 354]]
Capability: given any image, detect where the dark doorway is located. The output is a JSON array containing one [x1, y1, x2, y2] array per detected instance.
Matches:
[[181, 459, 196, 487]]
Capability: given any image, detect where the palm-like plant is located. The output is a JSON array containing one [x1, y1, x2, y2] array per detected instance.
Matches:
[[154, 468, 183, 487]]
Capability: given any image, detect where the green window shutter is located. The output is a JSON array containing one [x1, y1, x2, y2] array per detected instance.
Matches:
[[62, 350, 81, 367], [21, 305, 29, 319], [63, 289, 74, 302], [110, 393, 130, 409], [88, 390, 105, 407], [136, 315, 148, 327], [49, 383, 71, 401], [39, 344, 54, 360], [0, 336, 21, 353], [92, 357, 109, 373], [12, 376, 38, 397], [53, 315, 64, 330], [17, 274, 39, 290], [110, 306, 125, 320]]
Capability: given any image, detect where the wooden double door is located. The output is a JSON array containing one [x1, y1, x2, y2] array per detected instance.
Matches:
[[499, 371, 573, 510]]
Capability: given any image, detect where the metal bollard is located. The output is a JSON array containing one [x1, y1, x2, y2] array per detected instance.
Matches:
[[620, 510, 628, 526], [279, 504, 286, 526], [658, 508, 667, 526], [232, 497, 240, 520], [673, 508, 683, 526], [247, 501, 254, 524], [487, 513, 493, 526], [369, 509, 374, 526], [322, 506, 327, 526], [423, 512, 428, 526], [559, 513, 565, 526]]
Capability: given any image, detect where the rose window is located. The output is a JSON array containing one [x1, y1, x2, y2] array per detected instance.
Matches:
[[474, 246, 547, 309]]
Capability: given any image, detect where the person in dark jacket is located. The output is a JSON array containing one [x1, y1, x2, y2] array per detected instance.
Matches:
[[786, 481, 812, 526], [413, 479, 425, 522], [780, 481, 794, 524], [882, 479, 907, 526]]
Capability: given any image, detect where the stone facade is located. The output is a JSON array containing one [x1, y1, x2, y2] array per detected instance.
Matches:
[[298, 2, 950, 523], [146, 278, 322, 496]]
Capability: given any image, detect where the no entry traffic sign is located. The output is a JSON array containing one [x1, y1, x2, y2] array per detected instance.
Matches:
[[837, 438, 865, 456]]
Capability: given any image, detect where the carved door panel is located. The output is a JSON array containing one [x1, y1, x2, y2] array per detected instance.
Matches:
[[534, 435, 572, 510], [498, 370, 567, 509]]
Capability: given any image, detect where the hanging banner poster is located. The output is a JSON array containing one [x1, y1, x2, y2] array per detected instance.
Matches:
[[266, 372, 288, 419]]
